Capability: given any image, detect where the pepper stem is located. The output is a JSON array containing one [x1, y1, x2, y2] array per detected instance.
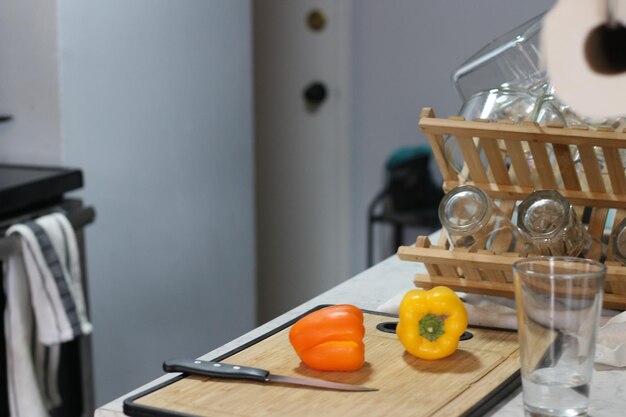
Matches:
[[419, 314, 447, 342]]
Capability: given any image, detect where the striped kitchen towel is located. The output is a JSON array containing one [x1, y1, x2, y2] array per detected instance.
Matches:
[[3, 211, 92, 417]]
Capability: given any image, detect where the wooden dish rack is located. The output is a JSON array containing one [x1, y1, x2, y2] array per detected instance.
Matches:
[[397, 107, 626, 310]]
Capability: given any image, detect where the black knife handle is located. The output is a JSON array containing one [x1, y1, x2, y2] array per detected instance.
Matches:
[[163, 359, 270, 382]]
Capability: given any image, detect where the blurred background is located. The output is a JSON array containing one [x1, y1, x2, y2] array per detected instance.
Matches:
[[0, 0, 553, 411]]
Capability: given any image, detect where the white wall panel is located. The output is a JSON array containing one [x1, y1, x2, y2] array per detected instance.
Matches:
[[0, 0, 62, 164]]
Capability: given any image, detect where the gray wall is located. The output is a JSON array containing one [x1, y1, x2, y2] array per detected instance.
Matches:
[[350, 1, 555, 271], [58, 0, 255, 406]]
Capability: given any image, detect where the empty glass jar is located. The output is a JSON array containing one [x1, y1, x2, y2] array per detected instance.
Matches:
[[439, 185, 525, 254], [517, 190, 606, 260], [611, 218, 626, 265]]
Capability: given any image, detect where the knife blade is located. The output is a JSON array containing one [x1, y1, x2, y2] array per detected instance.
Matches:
[[163, 359, 377, 392]]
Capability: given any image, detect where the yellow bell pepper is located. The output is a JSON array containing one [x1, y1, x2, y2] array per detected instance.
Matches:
[[397, 286, 468, 360]]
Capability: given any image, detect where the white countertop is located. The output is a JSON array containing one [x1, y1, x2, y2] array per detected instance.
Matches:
[[94, 251, 626, 417]]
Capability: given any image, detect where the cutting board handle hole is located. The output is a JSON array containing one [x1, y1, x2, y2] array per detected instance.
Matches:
[[377, 322, 473, 341], [460, 331, 473, 341], [376, 322, 398, 334]]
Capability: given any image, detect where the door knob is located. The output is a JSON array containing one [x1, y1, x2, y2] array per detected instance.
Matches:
[[307, 10, 326, 31], [303, 82, 328, 107]]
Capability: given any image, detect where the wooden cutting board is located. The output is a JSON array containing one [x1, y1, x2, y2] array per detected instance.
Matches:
[[124, 308, 520, 417]]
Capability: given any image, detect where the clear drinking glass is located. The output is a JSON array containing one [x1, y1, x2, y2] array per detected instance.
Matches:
[[513, 257, 605, 417], [517, 190, 606, 261], [438, 185, 525, 253], [452, 12, 625, 128], [452, 13, 546, 102], [459, 87, 537, 123]]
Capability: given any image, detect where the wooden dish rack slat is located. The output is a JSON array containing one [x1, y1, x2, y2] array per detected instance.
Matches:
[[397, 107, 626, 310]]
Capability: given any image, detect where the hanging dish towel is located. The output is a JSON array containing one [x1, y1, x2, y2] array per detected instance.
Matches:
[[3, 212, 92, 417]]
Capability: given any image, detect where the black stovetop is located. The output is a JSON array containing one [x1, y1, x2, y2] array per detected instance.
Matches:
[[0, 164, 83, 220]]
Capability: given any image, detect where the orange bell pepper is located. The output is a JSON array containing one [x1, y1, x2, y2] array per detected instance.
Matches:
[[289, 305, 365, 371]]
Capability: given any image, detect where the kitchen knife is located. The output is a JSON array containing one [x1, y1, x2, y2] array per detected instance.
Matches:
[[163, 359, 377, 392]]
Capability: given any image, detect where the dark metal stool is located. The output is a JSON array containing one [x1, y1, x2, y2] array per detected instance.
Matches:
[[366, 146, 443, 267], [367, 191, 440, 267]]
